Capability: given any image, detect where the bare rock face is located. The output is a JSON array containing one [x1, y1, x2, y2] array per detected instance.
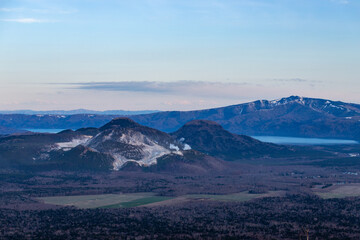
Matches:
[[86, 118, 184, 169]]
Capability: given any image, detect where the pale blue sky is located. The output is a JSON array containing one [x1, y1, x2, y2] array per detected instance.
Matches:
[[0, 0, 359, 110]]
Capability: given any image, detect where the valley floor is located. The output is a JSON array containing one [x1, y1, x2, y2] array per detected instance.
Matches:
[[2, 144, 360, 239]]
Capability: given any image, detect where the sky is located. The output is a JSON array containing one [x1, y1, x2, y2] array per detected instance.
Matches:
[[0, 0, 359, 111]]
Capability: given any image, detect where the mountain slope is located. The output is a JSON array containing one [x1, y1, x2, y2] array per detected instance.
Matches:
[[148, 150, 227, 173], [171, 120, 291, 160], [0, 126, 27, 135], [85, 118, 185, 169], [50, 145, 115, 171], [131, 96, 360, 140], [0, 128, 99, 168], [0, 118, 222, 172]]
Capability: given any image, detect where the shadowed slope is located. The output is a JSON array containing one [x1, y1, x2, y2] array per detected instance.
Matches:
[[171, 120, 292, 161]]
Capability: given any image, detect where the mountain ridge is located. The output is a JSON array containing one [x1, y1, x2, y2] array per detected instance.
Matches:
[[1, 96, 360, 140], [0, 109, 159, 116], [130, 96, 360, 140]]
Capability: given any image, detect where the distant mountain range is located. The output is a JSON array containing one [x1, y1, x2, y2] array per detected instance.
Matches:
[[0, 114, 117, 133], [0, 109, 159, 115], [1, 96, 360, 140], [0, 126, 28, 135], [131, 96, 360, 140]]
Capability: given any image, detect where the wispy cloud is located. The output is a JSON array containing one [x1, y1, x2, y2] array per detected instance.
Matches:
[[0, 8, 23, 12], [50, 80, 331, 110], [64, 81, 254, 99], [2, 18, 56, 23], [0, 7, 77, 14], [31, 8, 78, 14]]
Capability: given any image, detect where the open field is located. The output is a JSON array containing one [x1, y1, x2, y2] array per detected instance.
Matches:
[[185, 191, 284, 202], [38, 191, 284, 209], [38, 192, 160, 208], [314, 184, 360, 199], [101, 196, 174, 208]]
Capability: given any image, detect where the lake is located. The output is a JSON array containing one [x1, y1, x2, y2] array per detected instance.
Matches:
[[25, 129, 68, 133], [25, 129, 359, 145], [252, 136, 359, 145]]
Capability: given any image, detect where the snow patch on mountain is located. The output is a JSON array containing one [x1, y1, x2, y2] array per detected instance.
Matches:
[[54, 136, 93, 151], [329, 104, 344, 110], [183, 144, 192, 150], [85, 129, 181, 170], [111, 143, 171, 170], [270, 96, 306, 106], [169, 143, 180, 151], [103, 131, 114, 141]]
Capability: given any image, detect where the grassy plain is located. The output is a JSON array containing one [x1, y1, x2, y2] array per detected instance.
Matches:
[[38, 192, 156, 208], [315, 184, 360, 199], [185, 191, 284, 202], [38, 191, 284, 208], [101, 196, 174, 208]]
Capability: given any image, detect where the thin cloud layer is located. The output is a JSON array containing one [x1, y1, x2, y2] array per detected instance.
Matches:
[[0, 7, 77, 14], [0, 6, 76, 24], [2, 18, 53, 23], [70, 81, 253, 99], [0, 8, 23, 12]]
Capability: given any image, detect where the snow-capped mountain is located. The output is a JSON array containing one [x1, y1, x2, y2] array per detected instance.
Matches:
[[131, 96, 360, 140], [1, 96, 360, 140], [266, 96, 360, 117]]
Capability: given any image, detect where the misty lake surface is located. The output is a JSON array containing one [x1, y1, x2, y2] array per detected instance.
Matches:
[[252, 136, 359, 145], [25, 129, 68, 133]]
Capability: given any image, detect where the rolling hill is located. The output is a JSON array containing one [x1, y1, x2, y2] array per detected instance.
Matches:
[[171, 120, 292, 160]]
